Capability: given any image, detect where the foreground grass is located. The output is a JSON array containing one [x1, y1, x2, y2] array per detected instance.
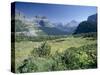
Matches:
[[15, 36, 97, 73]]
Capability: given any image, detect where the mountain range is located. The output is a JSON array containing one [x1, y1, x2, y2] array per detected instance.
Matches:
[[74, 14, 97, 34], [12, 10, 97, 36], [12, 10, 79, 36]]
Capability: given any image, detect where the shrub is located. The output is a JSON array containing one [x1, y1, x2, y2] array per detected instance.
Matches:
[[17, 58, 38, 73], [31, 42, 51, 57], [62, 44, 97, 69], [50, 51, 65, 71]]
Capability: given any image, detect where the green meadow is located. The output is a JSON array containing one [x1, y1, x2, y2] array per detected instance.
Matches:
[[14, 35, 97, 73]]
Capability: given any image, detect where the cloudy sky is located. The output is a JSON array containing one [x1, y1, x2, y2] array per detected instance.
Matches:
[[15, 2, 97, 24]]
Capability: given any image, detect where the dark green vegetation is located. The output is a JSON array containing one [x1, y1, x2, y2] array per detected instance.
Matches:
[[15, 32, 97, 73], [74, 21, 97, 34], [15, 35, 67, 42], [74, 14, 97, 34]]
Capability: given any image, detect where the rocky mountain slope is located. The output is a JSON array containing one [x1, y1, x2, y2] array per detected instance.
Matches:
[[74, 14, 97, 34]]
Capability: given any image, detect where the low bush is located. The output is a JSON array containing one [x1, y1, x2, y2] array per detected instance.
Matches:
[[31, 42, 51, 57], [17, 58, 38, 73], [17, 43, 97, 73]]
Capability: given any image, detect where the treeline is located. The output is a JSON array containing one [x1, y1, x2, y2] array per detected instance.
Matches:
[[14, 32, 97, 42], [73, 32, 97, 39], [17, 42, 97, 73], [15, 35, 68, 42], [12, 32, 97, 42]]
